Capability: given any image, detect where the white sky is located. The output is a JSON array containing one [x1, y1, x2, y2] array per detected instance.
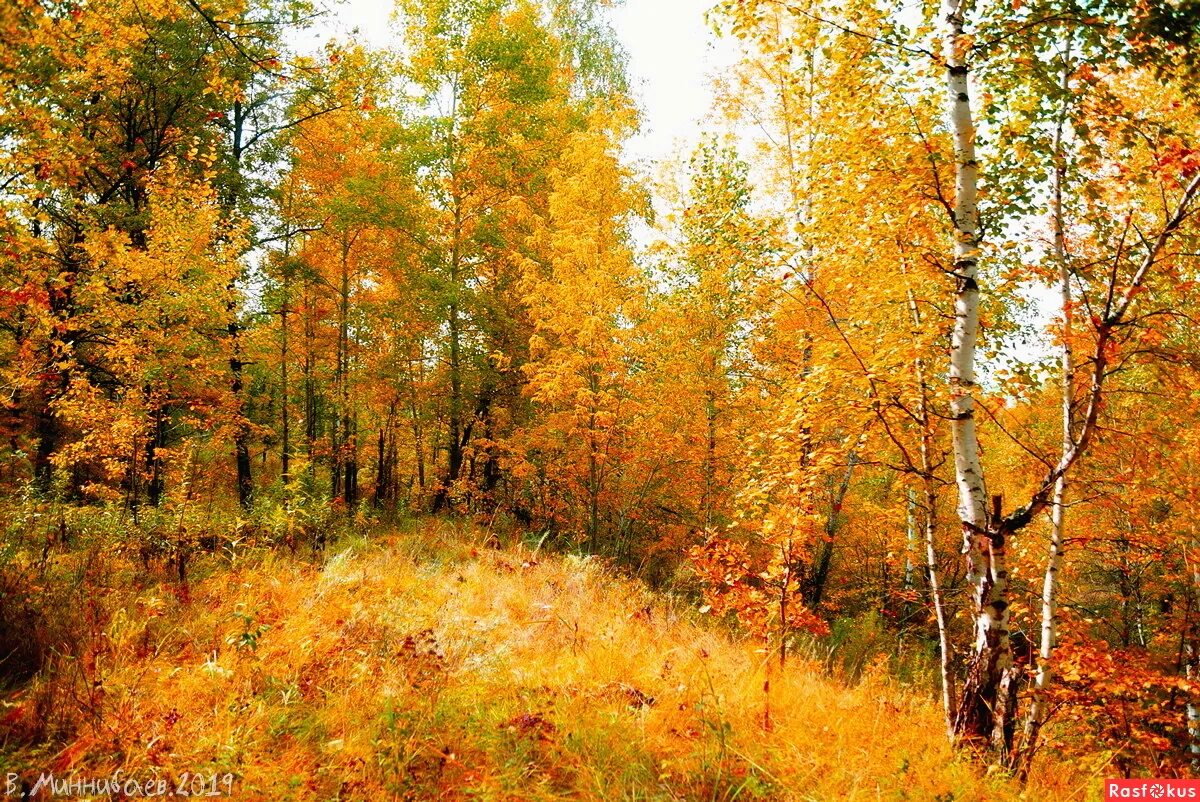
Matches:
[[318, 0, 731, 170], [609, 0, 734, 169]]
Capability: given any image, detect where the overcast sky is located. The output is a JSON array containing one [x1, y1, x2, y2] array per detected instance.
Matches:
[[322, 0, 731, 170], [609, 0, 734, 169]]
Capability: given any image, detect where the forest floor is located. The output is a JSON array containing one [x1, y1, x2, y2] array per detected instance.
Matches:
[[0, 520, 1097, 800]]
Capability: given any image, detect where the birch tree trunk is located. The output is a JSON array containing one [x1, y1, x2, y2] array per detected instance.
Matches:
[[925, 478, 955, 737], [904, 488, 917, 593], [942, 0, 987, 581], [928, 0, 1200, 765], [1019, 49, 1073, 776], [1187, 543, 1200, 771], [905, 276, 954, 737], [1007, 166, 1200, 766], [942, 0, 1018, 755]]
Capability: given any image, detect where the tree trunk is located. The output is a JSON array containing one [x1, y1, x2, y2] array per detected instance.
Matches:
[[281, 303, 291, 485], [433, 194, 466, 513], [481, 397, 501, 498], [230, 316, 253, 510], [925, 479, 955, 737], [146, 389, 167, 507], [942, 0, 1018, 755], [806, 451, 858, 608], [408, 348, 426, 495], [33, 379, 64, 494], [374, 403, 398, 509], [375, 427, 385, 508], [1188, 638, 1200, 772], [34, 233, 85, 495], [905, 274, 955, 737], [280, 218, 294, 486], [904, 488, 917, 592], [702, 381, 718, 531], [1186, 549, 1200, 772], [334, 232, 357, 507], [227, 100, 253, 510], [1019, 49, 1073, 776], [345, 414, 358, 508], [587, 366, 601, 551], [303, 279, 317, 477]]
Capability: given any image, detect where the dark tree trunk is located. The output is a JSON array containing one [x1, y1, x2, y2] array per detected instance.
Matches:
[[33, 380, 64, 493], [230, 318, 253, 510], [280, 287, 291, 485], [344, 414, 358, 508], [146, 391, 167, 507], [303, 281, 317, 477], [803, 453, 859, 608]]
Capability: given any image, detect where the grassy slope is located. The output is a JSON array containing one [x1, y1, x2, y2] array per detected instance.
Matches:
[[1, 522, 1098, 801]]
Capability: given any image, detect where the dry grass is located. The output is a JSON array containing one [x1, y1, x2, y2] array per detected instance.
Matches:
[[0, 521, 1103, 800]]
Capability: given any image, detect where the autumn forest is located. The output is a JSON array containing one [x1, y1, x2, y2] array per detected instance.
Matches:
[[2, 0, 1200, 798]]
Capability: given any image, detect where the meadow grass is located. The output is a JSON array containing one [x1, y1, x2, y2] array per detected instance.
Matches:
[[0, 521, 1103, 800]]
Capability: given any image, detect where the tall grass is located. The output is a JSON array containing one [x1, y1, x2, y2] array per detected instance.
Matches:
[[1, 518, 1101, 800]]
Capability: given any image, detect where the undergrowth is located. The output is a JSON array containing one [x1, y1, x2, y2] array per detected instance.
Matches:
[[0, 516, 1104, 800]]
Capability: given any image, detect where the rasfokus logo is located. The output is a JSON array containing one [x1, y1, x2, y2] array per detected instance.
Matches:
[[1106, 780, 1200, 799]]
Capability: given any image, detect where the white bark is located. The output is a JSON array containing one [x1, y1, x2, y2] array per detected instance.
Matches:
[[1188, 660, 1200, 771], [925, 480, 955, 737], [1008, 95, 1200, 774], [1188, 543, 1200, 770], [904, 275, 955, 737], [904, 487, 917, 591], [942, 0, 989, 604], [935, 0, 1200, 762], [1022, 50, 1073, 768], [942, 0, 1017, 751]]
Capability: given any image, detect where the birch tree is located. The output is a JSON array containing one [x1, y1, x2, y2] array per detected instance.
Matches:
[[714, 0, 1200, 766], [943, 7, 1200, 762]]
